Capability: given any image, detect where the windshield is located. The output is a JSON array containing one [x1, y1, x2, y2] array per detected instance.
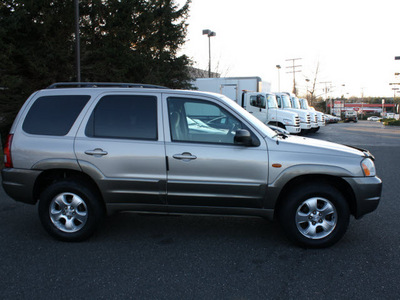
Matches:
[[281, 94, 292, 108], [291, 97, 301, 109], [267, 94, 278, 108], [299, 98, 310, 110]]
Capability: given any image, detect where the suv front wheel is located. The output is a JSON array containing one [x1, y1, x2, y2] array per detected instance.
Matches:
[[38, 180, 104, 242], [278, 183, 350, 248]]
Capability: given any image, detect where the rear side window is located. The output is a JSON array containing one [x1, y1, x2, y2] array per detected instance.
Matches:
[[23, 95, 90, 136], [85, 95, 157, 140]]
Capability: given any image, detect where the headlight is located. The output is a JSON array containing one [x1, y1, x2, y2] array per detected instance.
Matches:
[[361, 158, 376, 176]]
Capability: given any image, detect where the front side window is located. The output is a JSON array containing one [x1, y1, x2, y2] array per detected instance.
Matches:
[[276, 95, 282, 108], [168, 97, 256, 145], [23, 95, 90, 136], [85, 95, 157, 140], [250, 95, 266, 109]]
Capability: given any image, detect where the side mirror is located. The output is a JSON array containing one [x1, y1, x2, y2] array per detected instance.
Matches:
[[234, 129, 253, 146]]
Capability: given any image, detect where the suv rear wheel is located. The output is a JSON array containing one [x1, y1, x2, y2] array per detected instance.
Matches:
[[38, 180, 104, 241], [278, 183, 350, 248]]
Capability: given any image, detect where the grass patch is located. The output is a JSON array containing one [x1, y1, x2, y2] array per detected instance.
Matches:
[[382, 119, 400, 126]]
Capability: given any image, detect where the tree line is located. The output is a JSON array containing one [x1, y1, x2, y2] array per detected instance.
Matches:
[[0, 0, 192, 143]]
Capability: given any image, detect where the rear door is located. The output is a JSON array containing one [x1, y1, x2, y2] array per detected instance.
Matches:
[[220, 84, 238, 103], [74, 92, 167, 205], [163, 93, 269, 208]]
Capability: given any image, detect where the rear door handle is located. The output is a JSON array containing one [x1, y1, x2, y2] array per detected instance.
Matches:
[[85, 148, 108, 156], [173, 152, 197, 161]]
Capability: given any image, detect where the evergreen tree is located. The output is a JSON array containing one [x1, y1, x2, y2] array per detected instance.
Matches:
[[0, 0, 75, 142], [0, 0, 192, 143]]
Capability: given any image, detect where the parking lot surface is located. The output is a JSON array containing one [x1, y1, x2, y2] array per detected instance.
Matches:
[[0, 120, 399, 299]]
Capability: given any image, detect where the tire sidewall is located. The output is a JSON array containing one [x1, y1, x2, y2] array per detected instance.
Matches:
[[38, 180, 102, 242], [279, 183, 350, 248]]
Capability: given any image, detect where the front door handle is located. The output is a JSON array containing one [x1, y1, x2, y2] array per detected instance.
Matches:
[[85, 148, 108, 156], [173, 152, 197, 161]]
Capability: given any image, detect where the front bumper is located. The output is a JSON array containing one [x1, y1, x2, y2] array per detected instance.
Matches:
[[286, 125, 301, 134], [343, 176, 382, 219], [300, 122, 312, 130]]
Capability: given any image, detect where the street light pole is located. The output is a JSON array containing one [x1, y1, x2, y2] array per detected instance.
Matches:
[[202, 29, 216, 78], [276, 65, 281, 92], [74, 0, 81, 82]]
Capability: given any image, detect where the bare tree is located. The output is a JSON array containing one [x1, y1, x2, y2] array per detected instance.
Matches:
[[308, 61, 319, 106]]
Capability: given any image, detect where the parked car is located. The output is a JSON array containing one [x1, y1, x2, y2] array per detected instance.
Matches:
[[367, 116, 382, 121], [2, 83, 382, 248], [325, 114, 340, 123]]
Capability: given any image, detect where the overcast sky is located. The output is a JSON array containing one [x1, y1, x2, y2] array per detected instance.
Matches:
[[177, 0, 400, 98]]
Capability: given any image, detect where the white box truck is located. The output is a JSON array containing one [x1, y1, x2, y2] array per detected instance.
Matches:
[[192, 77, 301, 134], [193, 77, 270, 101]]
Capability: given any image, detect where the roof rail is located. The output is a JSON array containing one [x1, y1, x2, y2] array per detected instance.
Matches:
[[46, 82, 169, 89]]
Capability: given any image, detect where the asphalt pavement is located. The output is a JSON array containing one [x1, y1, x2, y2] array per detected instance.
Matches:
[[0, 120, 399, 299]]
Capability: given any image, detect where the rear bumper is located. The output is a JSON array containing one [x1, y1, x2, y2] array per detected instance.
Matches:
[[1, 168, 41, 205], [343, 176, 382, 219]]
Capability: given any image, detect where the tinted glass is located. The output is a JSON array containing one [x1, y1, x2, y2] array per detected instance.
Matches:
[[250, 95, 266, 109], [23, 95, 90, 136], [85, 95, 157, 140]]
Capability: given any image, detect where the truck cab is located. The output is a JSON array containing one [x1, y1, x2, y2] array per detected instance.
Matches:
[[298, 98, 325, 129], [345, 110, 358, 122], [242, 91, 301, 134], [274, 92, 311, 133], [289, 95, 318, 132]]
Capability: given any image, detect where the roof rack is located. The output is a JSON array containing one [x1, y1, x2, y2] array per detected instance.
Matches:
[[46, 82, 169, 89]]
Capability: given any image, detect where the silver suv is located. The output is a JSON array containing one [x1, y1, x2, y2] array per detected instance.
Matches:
[[2, 83, 382, 248]]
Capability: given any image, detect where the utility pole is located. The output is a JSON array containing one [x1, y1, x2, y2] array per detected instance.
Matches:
[[320, 81, 332, 114], [286, 58, 302, 95]]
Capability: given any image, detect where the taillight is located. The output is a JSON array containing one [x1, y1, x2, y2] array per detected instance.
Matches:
[[4, 134, 13, 168]]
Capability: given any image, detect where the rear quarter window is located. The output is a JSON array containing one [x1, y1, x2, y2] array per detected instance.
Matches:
[[22, 95, 90, 136]]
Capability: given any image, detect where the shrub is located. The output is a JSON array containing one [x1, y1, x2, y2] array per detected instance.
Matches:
[[383, 119, 400, 126]]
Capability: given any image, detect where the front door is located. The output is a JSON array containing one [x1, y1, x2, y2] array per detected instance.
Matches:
[[163, 94, 269, 208], [247, 94, 268, 123]]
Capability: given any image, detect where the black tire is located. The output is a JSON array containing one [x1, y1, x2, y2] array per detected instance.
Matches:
[[38, 180, 104, 242], [278, 183, 350, 248]]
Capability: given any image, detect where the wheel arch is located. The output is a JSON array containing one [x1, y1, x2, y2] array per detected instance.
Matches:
[[33, 169, 105, 212], [274, 174, 357, 219]]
